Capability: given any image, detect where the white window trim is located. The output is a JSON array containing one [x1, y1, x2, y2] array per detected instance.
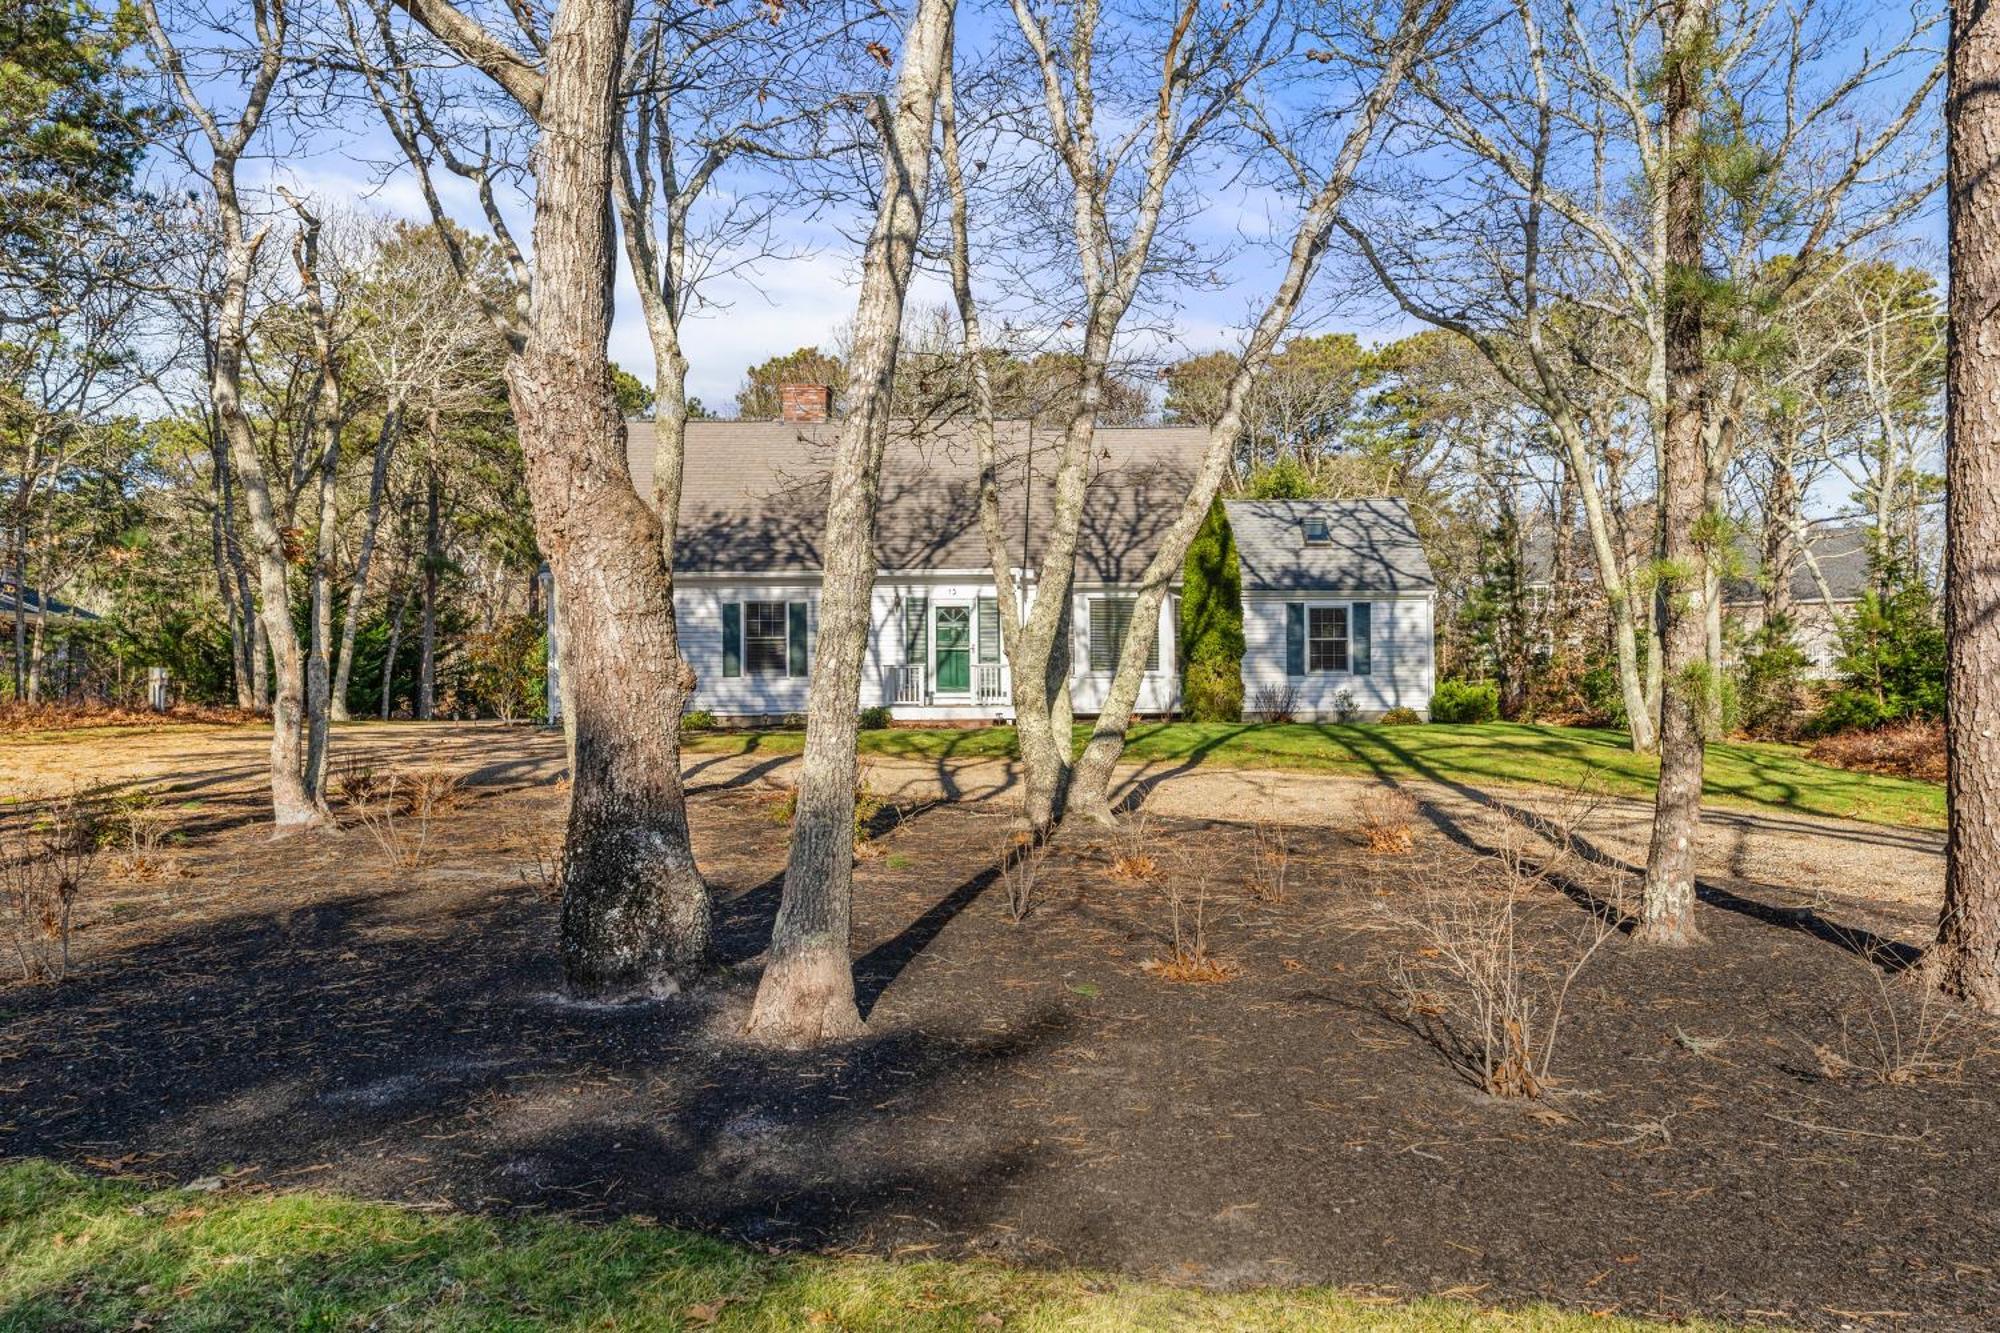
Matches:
[[1086, 594, 1162, 676], [730, 597, 811, 679], [1299, 599, 1374, 677]]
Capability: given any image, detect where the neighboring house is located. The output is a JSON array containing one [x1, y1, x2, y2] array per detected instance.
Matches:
[[1722, 525, 1872, 676], [546, 386, 1437, 723], [1521, 523, 1871, 678], [0, 579, 98, 623], [2, 579, 102, 699]]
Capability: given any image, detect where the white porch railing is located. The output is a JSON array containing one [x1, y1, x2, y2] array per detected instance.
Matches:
[[896, 663, 928, 705], [976, 663, 1006, 703]]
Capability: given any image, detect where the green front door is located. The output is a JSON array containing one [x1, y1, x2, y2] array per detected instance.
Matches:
[[935, 604, 971, 693]]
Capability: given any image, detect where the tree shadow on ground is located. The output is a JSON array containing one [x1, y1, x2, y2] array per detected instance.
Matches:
[[1356, 729, 1925, 972], [0, 865, 1074, 1252]]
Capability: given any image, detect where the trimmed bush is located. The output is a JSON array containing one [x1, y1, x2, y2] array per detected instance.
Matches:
[[1429, 680, 1499, 725], [1379, 706, 1423, 726], [1179, 497, 1245, 722], [682, 709, 717, 730], [859, 705, 894, 730]]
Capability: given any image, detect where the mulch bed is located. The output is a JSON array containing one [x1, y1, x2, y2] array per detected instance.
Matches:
[[2, 740, 1996, 1331]]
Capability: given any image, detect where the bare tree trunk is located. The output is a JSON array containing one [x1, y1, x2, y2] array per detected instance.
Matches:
[[418, 465, 440, 720], [381, 572, 414, 719], [9, 525, 25, 702], [143, 0, 319, 829], [333, 399, 402, 722], [387, 0, 714, 996], [1636, 0, 1711, 948], [745, 0, 956, 1045], [1762, 446, 1800, 627], [1061, 1, 1445, 818], [25, 610, 44, 702], [208, 438, 255, 710], [1938, 0, 2000, 1013], [290, 200, 343, 804], [517, 0, 710, 993]]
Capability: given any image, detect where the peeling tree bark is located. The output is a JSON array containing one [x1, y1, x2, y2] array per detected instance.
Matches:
[[1635, 0, 1711, 948], [386, 0, 714, 994], [745, 0, 957, 1046], [1938, 0, 2000, 1013]]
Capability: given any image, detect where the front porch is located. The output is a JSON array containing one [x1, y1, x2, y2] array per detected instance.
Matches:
[[889, 660, 1014, 721]]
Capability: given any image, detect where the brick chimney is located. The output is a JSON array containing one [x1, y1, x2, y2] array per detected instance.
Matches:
[[779, 382, 834, 423]]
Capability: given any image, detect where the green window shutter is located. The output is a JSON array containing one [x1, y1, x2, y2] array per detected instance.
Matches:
[[1351, 602, 1372, 676], [1285, 603, 1305, 677], [977, 596, 1000, 664], [787, 601, 809, 677], [903, 596, 928, 664], [722, 601, 742, 678]]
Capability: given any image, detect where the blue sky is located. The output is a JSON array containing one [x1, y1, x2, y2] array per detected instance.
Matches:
[[149, 0, 1945, 420]]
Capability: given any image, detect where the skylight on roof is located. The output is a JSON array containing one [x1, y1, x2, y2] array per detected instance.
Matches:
[[1302, 515, 1331, 545]]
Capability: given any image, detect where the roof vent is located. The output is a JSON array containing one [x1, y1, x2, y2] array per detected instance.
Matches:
[[1302, 514, 1332, 546]]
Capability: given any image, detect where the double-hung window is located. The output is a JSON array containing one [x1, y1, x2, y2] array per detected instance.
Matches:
[[1307, 606, 1348, 673], [721, 598, 809, 678], [1286, 601, 1374, 677], [1088, 596, 1160, 673]]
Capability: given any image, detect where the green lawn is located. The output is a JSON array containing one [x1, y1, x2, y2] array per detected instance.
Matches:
[[688, 721, 1944, 830], [0, 1160, 1732, 1331]]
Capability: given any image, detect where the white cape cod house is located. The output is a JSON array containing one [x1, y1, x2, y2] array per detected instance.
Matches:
[[546, 387, 1436, 724]]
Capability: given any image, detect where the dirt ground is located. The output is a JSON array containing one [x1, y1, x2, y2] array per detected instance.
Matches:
[[3, 721, 1993, 1330]]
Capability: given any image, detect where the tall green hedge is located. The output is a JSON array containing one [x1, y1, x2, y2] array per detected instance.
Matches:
[[1179, 497, 1245, 721]]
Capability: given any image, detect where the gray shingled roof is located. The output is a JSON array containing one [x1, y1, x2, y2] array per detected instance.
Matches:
[[1521, 521, 1872, 606], [1721, 525, 1872, 606], [1225, 499, 1435, 594], [626, 419, 1208, 581]]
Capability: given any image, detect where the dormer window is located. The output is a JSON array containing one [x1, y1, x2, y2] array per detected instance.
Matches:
[[1302, 515, 1331, 546]]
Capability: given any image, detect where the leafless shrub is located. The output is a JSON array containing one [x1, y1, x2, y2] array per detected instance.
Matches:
[[520, 827, 565, 903], [1249, 821, 1290, 904], [1810, 944, 1971, 1086], [1108, 810, 1158, 881], [335, 758, 383, 808], [1380, 828, 1622, 1099], [102, 789, 180, 879], [1144, 873, 1237, 983], [3, 793, 99, 983], [1331, 687, 1360, 724], [1249, 682, 1298, 724], [1002, 833, 1050, 923], [343, 764, 464, 869], [1357, 787, 1418, 855]]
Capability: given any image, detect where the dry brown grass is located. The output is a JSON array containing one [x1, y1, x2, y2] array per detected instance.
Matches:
[[1806, 721, 1945, 783], [1379, 795, 1623, 1100], [1808, 945, 1975, 1086], [1357, 788, 1418, 855], [519, 827, 565, 903], [1001, 832, 1051, 923], [101, 789, 182, 880]]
